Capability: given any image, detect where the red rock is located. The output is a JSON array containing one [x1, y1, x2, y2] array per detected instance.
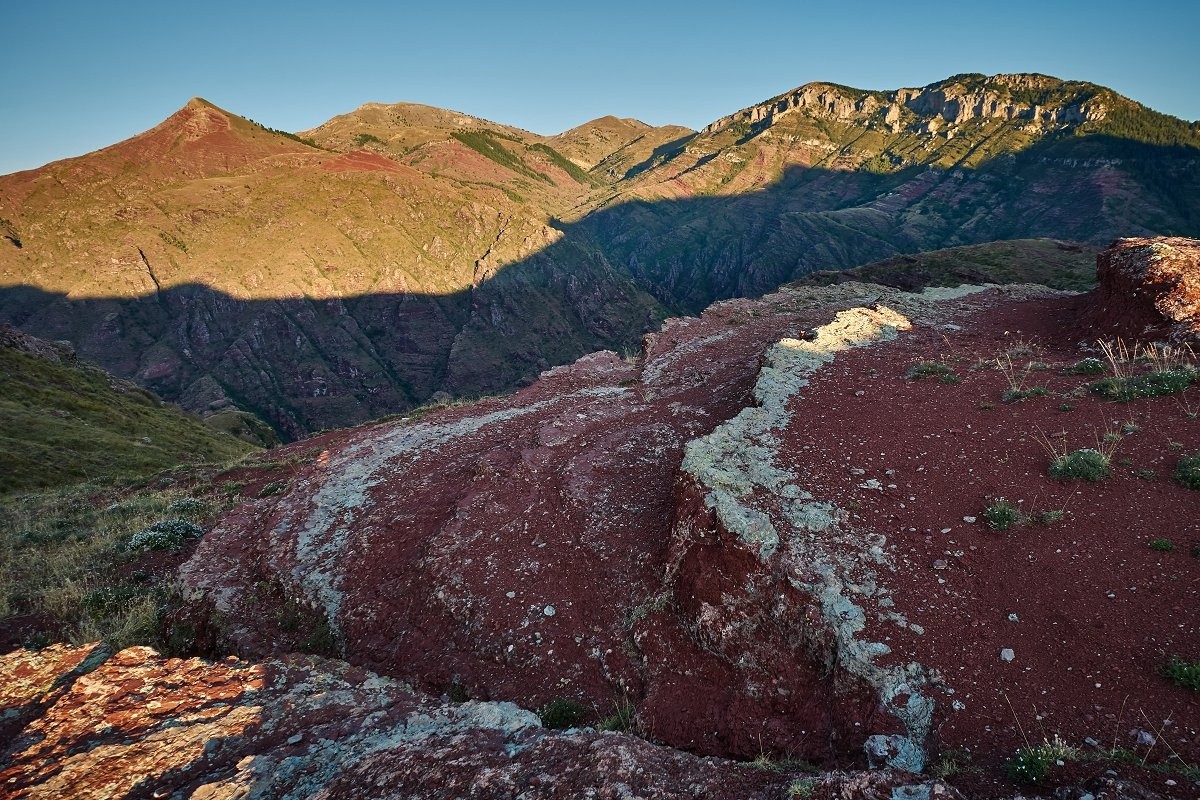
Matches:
[[1088, 236, 1200, 339], [0, 643, 960, 799]]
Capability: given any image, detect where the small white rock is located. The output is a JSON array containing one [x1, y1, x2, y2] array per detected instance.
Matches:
[[963, 516, 977, 523], [1007, 613, 1019, 622], [505, 591, 516, 598], [1000, 648, 1016, 662], [543, 605, 556, 617]]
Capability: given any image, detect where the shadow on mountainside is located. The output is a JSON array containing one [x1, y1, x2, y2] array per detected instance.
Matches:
[[1, 132, 1197, 439]]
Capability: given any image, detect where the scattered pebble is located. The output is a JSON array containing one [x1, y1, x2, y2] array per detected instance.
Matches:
[[963, 516, 977, 523], [505, 591, 516, 598], [543, 605, 556, 617], [932, 559, 948, 570], [1007, 613, 1019, 622], [1000, 648, 1015, 662]]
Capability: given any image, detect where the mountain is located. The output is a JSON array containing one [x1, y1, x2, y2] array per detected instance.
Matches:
[[0, 325, 261, 494], [578, 73, 1200, 312], [0, 99, 664, 438], [1, 74, 1198, 438]]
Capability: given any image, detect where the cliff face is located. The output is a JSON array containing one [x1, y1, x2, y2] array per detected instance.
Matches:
[[702, 74, 1109, 138]]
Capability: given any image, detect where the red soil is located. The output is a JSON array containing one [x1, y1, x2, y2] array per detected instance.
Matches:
[[781, 294, 1199, 796]]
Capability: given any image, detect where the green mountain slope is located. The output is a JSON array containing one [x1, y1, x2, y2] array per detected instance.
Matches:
[[0, 327, 260, 494]]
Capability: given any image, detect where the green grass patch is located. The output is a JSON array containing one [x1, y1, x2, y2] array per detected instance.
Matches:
[[905, 361, 954, 380], [1049, 448, 1111, 481], [1089, 368, 1198, 402], [1173, 453, 1200, 489], [983, 499, 1022, 530], [538, 698, 586, 729], [0, 346, 257, 495], [1159, 655, 1200, 692]]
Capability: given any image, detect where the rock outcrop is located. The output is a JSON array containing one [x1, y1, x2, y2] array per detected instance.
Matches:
[[1089, 236, 1200, 339], [173, 283, 1064, 766], [701, 74, 1108, 138], [0, 643, 959, 800]]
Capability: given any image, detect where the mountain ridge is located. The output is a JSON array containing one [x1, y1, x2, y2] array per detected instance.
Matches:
[[1, 73, 1197, 438]]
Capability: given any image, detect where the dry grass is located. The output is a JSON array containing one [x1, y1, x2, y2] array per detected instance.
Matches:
[[0, 483, 218, 649]]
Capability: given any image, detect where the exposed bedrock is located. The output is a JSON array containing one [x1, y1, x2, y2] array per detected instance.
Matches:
[[4, 644, 967, 799], [1087, 236, 1200, 339], [177, 282, 1063, 766]]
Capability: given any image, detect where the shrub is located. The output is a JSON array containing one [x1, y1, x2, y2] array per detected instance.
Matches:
[[1173, 453, 1200, 490], [787, 778, 817, 798], [1159, 655, 1200, 692], [983, 499, 1022, 530], [128, 519, 203, 551], [167, 497, 210, 518], [1049, 449, 1111, 481], [1148, 538, 1175, 552], [258, 480, 288, 498], [538, 698, 586, 729]]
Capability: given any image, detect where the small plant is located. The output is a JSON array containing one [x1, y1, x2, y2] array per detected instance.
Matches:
[[1058, 403, 1074, 412], [932, 746, 974, 779], [937, 373, 962, 385], [538, 698, 586, 729], [1049, 448, 1111, 482], [166, 497, 211, 518], [598, 702, 637, 732], [1090, 369, 1197, 401], [1173, 453, 1200, 490], [127, 519, 203, 552], [979, 402, 996, 410], [1148, 538, 1176, 552], [1005, 747, 1055, 784], [906, 361, 953, 380], [1159, 655, 1200, 692], [1066, 357, 1106, 375], [1002, 386, 1049, 403], [1034, 509, 1065, 524], [983, 499, 1022, 530], [787, 778, 817, 798], [1135, 469, 1157, 480], [258, 480, 288, 498], [1004, 736, 1077, 784]]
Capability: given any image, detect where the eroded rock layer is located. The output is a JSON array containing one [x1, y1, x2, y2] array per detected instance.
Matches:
[[0, 643, 957, 800]]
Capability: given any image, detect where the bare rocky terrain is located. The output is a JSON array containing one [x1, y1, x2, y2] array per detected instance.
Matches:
[[3, 238, 1196, 799]]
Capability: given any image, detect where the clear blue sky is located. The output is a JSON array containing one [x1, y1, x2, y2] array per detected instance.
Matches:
[[2, 0, 1198, 175]]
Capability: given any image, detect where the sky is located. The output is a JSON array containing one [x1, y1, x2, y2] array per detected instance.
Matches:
[[2, 0, 1198, 175]]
